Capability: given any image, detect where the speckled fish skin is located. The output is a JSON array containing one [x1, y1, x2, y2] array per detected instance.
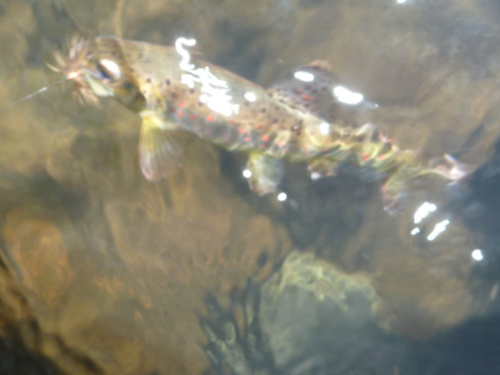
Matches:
[[62, 36, 456, 205]]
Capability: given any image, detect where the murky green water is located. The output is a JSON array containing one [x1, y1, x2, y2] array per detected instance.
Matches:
[[1, 0, 500, 374]]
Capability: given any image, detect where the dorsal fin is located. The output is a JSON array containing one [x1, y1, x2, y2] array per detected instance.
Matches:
[[267, 61, 376, 124]]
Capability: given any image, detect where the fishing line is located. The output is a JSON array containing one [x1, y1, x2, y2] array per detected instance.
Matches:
[[0, 77, 71, 113]]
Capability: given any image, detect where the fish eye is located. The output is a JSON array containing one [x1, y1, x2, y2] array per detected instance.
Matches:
[[96, 59, 121, 81]]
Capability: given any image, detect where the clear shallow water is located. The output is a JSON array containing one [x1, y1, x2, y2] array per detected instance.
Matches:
[[1, 0, 500, 374]]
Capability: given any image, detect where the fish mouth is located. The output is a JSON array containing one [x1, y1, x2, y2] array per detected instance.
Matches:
[[47, 37, 100, 105]]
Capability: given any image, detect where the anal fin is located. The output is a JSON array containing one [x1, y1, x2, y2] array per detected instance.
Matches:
[[245, 153, 284, 196], [139, 114, 183, 181], [307, 158, 340, 180]]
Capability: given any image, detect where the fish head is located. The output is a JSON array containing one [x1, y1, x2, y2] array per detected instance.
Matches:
[[54, 36, 142, 107]]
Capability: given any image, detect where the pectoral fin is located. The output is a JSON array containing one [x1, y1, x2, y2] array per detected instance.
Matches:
[[139, 115, 183, 181]]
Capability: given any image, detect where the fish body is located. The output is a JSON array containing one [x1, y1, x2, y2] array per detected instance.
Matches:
[[61, 36, 458, 204]]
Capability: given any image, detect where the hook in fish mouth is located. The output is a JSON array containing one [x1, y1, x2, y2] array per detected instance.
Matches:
[[47, 37, 100, 105]]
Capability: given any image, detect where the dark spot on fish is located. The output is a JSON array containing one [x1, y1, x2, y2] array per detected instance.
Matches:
[[112, 51, 120, 58], [244, 102, 249, 107], [138, 52, 144, 59], [355, 134, 364, 143], [172, 92, 178, 99], [156, 98, 162, 106], [189, 88, 195, 94], [123, 81, 135, 91], [273, 118, 279, 124], [146, 78, 151, 83], [198, 101, 204, 107], [257, 251, 268, 268], [129, 67, 135, 73], [260, 108, 266, 113], [85, 51, 92, 59], [165, 79, 171, 86]]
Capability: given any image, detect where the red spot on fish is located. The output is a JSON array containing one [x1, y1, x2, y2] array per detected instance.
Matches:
[[178, 110, 183, 118], [170, 106, 176, 113], [244, 137, 250, 142], [239, 129, 248, 134], [296, 88, 303, 94], [191, 114, 197, 120], [207, 115, 214, 122], [178, 101, 185, 108], [260, 145, 266, 150], [229, 119, 236, 125], [362, 154, 369, 161], [378, 154, 386, 160], [262, 135, 269, 142], [257, 124, 263, 129], [301, 94, 312, 101]]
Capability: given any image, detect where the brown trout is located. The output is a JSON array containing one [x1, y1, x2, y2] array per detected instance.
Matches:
[[56, 36, 461, 207]]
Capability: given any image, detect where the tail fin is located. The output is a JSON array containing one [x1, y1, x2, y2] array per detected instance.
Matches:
[[381, 154, 474, 215]]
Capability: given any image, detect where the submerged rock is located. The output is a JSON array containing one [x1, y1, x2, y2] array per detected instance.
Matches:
[[199, 252, 417, 375]]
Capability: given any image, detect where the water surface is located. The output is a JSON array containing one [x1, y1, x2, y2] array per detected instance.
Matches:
[[1, 0, 500, 374]]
